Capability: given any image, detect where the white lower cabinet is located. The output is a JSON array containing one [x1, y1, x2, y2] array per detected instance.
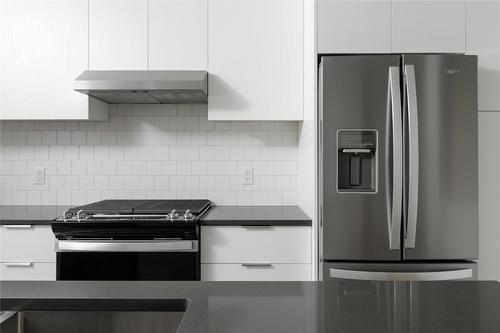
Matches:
[[201, 264, 311, 281], [478, 113, 500, 281], [0, 225, 56, 281], [0, 262, 55, 281], [201, 226, 312, 281]]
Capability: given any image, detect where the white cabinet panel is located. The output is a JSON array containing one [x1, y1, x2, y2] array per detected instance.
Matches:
[[0, 262, 56, 281], [317, 0, 391, 54], [89, 0, 148, 70], [0, 225, 56, 263], [202, 263, 311, 281], [392, 0, 465, 53], [149, 0, 207, 70], [208, 0, 303, 120], [478, 113, 500, 281], [467, 1, 500, 111], [201, 226, 311, 264], [0, 0, 106, 120]]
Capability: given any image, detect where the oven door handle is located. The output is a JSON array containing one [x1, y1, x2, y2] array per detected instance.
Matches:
[[55, 240, 199, 252]]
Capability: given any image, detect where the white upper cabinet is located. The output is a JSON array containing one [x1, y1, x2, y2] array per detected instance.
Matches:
[[208, 0, 303, 121], [392, 0, 466, 53], [0, 0, 107, 120], [317, 0, 391, 54], [89, 0, 148, 70], [466, 1, 500, 111], [149, 0, 207, 70]]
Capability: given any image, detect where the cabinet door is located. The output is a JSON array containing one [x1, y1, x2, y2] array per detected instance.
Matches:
[[0, 262, 56, 281], [201, 264, 311, 281], [478, 113, 500, 280], [0, 0, 101, 120], [201, 226, 311, 264], [392, 0, 465, 53], [149, 0, 207, 70], [317, 0, 391, 54], [89, 0, 148, 70], [0, 225, 56, 262], [467, 1, 500, 111], [208, 0, 303, 120]]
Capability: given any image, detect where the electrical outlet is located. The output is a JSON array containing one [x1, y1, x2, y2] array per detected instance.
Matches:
[[242, 167, 253, 185], [34, 167, 45, 185]]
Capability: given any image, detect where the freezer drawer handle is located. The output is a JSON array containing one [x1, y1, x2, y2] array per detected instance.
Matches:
[[385, 66, 403, 250], [329, 268, 472, 281], [405, 64, 419, 249], [55, 240, 198, 252]]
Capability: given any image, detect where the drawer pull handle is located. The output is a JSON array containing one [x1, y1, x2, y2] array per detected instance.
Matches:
[[242, 225, 272, 229], [242, 263, 272, 268], [4, 262, 33, 267], [2, 225, 33, 229]]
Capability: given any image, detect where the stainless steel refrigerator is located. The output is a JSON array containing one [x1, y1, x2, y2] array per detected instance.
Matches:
[[319, 54, 478, 281]]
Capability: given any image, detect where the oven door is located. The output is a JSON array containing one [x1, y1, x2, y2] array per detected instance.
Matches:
[[55, 240, 200, 281]]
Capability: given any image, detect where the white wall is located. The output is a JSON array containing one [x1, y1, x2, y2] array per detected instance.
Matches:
[[0, 104, 299, 206]]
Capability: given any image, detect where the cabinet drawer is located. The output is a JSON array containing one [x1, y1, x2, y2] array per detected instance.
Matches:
[[201, 263, 311, 281], [0, 262, 56, 281], [0, 225, 56, 262], [201, 226, 311, 264]]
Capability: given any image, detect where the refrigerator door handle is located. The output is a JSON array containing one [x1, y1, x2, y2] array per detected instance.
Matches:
[[404, 65, 419, 248], [386, 66, 403, 250], [329, 268, 472, 281]]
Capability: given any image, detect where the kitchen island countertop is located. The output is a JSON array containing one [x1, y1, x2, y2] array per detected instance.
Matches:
[[1, 280, 500, 333]]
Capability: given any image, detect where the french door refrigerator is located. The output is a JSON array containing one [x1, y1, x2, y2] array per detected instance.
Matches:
[[319, 54, 478, 281]]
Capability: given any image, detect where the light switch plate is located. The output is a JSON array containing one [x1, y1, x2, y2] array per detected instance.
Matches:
[[34, 167, 45, 185], [242, 167, 253, 185]]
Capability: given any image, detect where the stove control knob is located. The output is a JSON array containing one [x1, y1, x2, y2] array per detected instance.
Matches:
[[184, 209, 194, 220], [169, 209, 179, 220]]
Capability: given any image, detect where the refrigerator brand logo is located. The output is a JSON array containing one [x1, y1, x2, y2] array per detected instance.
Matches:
[[444, 68, 461, 75]]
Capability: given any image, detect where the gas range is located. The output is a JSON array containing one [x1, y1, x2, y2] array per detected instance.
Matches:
[[52, 199, 212, 281], [51, 199, 212, 240]]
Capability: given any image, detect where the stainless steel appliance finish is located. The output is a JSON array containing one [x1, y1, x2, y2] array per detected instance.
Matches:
[[325, 262, 477, 281], [319, 54, 478, 280], [320, 55, 402, 261], [73, 70, 208, 104], [402, 55, 478, 260], [52, 200, 212, 281], [55, 240, 199, 252]]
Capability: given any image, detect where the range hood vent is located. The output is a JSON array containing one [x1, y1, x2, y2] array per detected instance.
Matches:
[[74, 70, 207, 104]]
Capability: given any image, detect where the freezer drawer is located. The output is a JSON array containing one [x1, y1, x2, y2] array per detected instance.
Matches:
[[323, 262, 477, 282]]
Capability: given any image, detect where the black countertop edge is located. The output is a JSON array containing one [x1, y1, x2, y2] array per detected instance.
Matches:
[[0, 205, 313, 227], [201, 206, 312, 226]]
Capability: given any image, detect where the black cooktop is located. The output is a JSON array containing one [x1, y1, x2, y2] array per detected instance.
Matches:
[[66, 199, 211, 215], [52, 199, 212, 240]]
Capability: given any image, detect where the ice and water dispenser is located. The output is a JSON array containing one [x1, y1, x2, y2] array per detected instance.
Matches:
[[337, 130, 377, 193]]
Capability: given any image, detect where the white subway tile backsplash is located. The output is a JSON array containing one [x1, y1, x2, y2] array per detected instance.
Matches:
[[0, 105, 298, 205]]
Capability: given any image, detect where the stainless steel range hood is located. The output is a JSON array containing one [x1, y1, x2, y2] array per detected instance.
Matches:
[[74, 70, 207, 104]]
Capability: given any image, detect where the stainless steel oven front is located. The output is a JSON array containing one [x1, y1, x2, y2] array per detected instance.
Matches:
[[55, 239, 200, 281]]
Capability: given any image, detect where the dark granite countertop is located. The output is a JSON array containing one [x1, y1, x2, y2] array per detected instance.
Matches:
[[202, 206, 312, 226], [0, 205, 312, 226], [1, 280, 500, 333], [0, 206, 68, 225]]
